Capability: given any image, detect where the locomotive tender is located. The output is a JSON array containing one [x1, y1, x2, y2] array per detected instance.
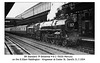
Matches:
[[5, 2, 94, 46]]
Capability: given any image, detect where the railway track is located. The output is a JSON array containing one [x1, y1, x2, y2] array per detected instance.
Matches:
[[6, 33, 89, 55], [5, 36, 31, 55], [5, 42, 13, 55], [7, 35, 74, 55]]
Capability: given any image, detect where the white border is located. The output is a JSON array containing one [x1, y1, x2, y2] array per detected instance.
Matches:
[[0, 0, 100, 63]]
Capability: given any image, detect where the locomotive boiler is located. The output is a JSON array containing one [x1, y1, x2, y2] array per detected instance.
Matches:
[[34, 18, 80, 46]]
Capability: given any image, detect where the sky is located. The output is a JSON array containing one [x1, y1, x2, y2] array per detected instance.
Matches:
[[6, 2, 38, 18]]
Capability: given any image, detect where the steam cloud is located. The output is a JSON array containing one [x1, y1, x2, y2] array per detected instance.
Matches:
[[47, 2, 67, 20]]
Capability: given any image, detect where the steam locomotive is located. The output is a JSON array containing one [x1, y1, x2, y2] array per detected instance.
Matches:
[[5, 2, 94, 46]]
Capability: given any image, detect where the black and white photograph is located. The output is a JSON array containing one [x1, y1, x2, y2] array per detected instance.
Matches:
[[5, 2, 95, 55]]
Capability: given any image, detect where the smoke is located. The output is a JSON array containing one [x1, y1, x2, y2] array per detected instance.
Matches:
[[47, 2, 65, 20]]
